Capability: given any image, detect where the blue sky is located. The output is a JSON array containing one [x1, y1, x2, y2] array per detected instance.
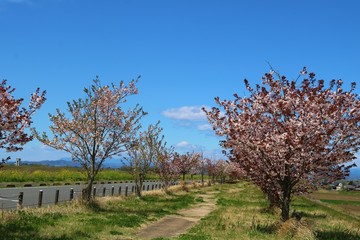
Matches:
[[0, 0, 359, 163]]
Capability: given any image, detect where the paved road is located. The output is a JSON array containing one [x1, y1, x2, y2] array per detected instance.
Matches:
[[0, 181, 162, 210]]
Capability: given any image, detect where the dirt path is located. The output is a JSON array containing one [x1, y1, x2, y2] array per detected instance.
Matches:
[[136, 191, 218, 239]]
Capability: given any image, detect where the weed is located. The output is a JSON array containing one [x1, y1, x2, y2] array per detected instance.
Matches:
[[109, 230, 123, 235], [195, 196, 204, 203], [315, 226, 360, 240]]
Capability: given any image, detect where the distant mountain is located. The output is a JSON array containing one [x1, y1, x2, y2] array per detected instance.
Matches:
[[21, 159, 81, 167], [8, 158, 125, 169], [11, 159, 359, 178]]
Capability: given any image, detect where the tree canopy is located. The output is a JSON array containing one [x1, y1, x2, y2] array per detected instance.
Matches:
[[204, 68, 360, 221], [0, 79, 46, 165], [34, 77, 145, 202]]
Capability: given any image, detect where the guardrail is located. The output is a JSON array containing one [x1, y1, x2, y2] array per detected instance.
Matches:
[[0, 181, 168, 210]]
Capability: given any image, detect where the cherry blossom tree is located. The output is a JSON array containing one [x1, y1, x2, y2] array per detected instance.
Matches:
[[226, 161, 244, 181], [197, 155, 207, 185], [125, 121, 167, 197], [173, 152, 201, 181], [155, 148, 180, 192], [214, 159, 228, 184], [204, 68, 360, 221], [206, 158, 217, 183], [34, 77, 145, 202], [0, 80, 46, 167]]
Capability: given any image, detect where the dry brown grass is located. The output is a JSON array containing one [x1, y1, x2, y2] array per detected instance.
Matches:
[[277, 219, 315, 239], [1, 198, 88, 220], [180, 182, 360, 240], [308, 190, 360, 219], [311, 190, 360, 201]]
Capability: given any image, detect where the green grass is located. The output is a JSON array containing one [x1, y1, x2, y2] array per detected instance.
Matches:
[[1, 181, 359, 239], [0, 165, 158, 184], [319, 199, 360, 205], [310, 189, 360, 218], [0, 189, 197, 240], [178, 182, 360, 240]]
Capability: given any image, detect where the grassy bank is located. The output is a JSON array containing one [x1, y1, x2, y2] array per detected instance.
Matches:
[[1, 181, 359, 239], [0, 186, 199, 240], [179, 182, 360, 240]]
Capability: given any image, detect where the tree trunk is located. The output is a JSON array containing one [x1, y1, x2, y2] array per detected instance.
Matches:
[[201, 172, 204, 186], [83, 177, 94, 203], [280, 187, 291, 221], [135, 181, 142, 197], [182, 173, 185, 181], [163, 180, 170, 193], [135, 174, 144, 198], [281, 199, 290, 221]]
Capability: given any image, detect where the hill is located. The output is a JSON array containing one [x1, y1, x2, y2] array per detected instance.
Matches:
[[8, 158, 125, 169]]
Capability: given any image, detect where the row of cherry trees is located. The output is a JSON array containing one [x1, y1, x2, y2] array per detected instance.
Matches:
[[0, 76, 239, 202], [155, 151, 244, 193], [124, 122, 244, 197], [3, 67, 358, 222]]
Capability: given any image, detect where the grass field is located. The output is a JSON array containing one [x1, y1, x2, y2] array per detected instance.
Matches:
[[0, 165, 207, 186], [0, 165, 158, 184], [0, 186, 199, 240], [1, 181, 359, 239], [310, 189, 360, 217], [179, 182, 360, 240]]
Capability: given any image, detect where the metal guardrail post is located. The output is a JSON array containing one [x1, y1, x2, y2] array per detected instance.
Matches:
[[70, 188, 74, 201], [17, 192, 23, 209], [55, 189, 59, 205], [38, 190, 43, 208]]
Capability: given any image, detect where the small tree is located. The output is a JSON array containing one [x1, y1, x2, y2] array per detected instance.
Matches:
[[206, 158, 217, 184], [125, 122, 166, 197], [34, 77, 145, 202], [0, 79, 46, 166], [214, 160, 227, 184], [155, 148, 180, 192], [197, 155, 207, 186], [204, 68, 360, 221], [173, 152, 200, 181], [226, 161, 244, 181]]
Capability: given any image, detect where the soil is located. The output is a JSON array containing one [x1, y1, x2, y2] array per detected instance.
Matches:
[[136, 191, 218, 239]]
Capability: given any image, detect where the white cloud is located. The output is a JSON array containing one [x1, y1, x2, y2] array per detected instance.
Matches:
[[174, 142, 226, 159], [197, 124, 212, 131], [162, 106, 209, 121], [175, 140, 205, 152], [176, 141, 191, 148], [39, 144, 56, 152], [202, 149, 227, 160]]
